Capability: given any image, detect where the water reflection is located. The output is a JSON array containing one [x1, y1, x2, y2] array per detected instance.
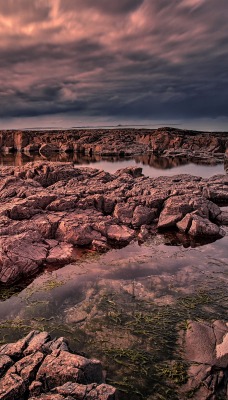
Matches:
[[0, 152, 225, 177], [0, 234, 227, 399]]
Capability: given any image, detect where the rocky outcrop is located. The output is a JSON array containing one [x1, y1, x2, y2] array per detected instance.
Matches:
[[180, 320, 228, 400], [0, 162, 227, 285], [0, 331, 117, 400], [0, 127, 227, 158]]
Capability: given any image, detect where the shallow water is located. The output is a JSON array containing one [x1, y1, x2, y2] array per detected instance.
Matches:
[[0, 152, 225, 178], [0, 229, 228, 399]]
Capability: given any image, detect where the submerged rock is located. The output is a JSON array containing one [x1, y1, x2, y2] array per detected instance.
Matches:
[[180, 320, 228, 399], [0, 331, 118, 400]]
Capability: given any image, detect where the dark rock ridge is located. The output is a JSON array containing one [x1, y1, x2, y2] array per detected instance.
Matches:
[[0, 161, 227, 285], [180, 320, 228, 400], [0, 127, 227, 157], [0, 330, 117, 400]]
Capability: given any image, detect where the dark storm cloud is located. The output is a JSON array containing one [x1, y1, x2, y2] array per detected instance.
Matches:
[[59, 0, 145, 15], [0, 0, 228, 121]]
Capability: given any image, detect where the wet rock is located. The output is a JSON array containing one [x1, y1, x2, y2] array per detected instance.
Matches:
[[55, 382, 117, 400], [181, 320, 228, 399]]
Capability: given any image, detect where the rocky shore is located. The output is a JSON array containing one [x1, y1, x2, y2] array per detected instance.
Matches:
[[1, 320, 228, 400], [0, 161, 227, 285], [0, 127, 227, 158], [0, 330, 117, 400]]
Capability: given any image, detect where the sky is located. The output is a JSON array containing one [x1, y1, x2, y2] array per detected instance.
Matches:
[[0, 0, 228, 130]]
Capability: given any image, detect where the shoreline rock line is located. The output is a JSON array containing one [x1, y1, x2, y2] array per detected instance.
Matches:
[[0, 161, 227, 285], [0, 127, 227, 158]]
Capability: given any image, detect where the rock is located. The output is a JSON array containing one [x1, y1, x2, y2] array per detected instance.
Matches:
[[0, 128, 227, 158], [0, 231, 48, 284], [23, 332, 50, 356], [0, 355, 13, 378], [8, 351, 44, 383], [0, 160, 227, 284], [36, 350, 103, 390], [158, 196, 192, 229], [56, 217, 103, 246], [138, 225, 150, 241], [188, 214, 225, 238], [113, 203, 134, 225], [29, 380, 43, 397], [0, 332, 117, 400], [39, 144, 60, 155], [47, 198, 76, 212], [0, 372, 26, 400], [29, 395, 65, 400], [86, 383, 117, 400], [176, 213, 193, 233], [92, 239, 109, 252], [216, 210, 228, 225], [55, 382, 117, 400], [181, 320, 228, 399], [132, 205, 156, 228], [47, 243, 74, 264], [115, 166, 143, 178], [0, 331, 38, 359], [106, 225, 135, 243]]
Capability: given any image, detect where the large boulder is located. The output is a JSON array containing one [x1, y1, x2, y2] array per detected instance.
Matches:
[[181, 320, 228, 399]]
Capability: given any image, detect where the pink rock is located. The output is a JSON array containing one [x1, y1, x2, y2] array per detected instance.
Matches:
[[47, 242, 74, 264], [106, 225, 135, 243], [36, 350, 103, 389], [0, 372, 26, 400]]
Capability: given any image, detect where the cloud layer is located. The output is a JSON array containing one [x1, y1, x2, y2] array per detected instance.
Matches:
[[0, 0, 227, 122]]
